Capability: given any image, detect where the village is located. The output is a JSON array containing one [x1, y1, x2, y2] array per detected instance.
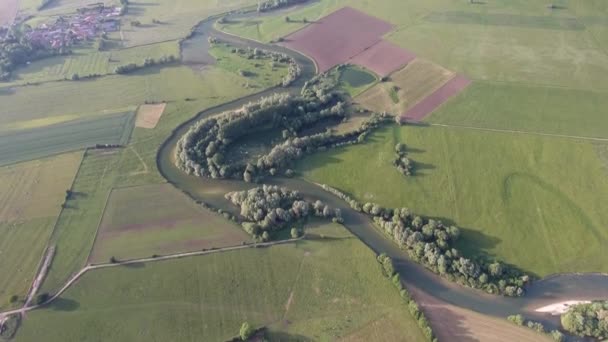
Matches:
[[25, 4, 122, 49]]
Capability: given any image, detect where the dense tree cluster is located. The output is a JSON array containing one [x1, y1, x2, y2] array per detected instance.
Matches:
[[507, 314, 565, 341], [257, 0, 308, 12], [0, 28, 63, 81], [226, 44, 302, 87], [561, 301, 608, 340], [225, 185, 342, 239], [114, 55, 177, 74], [377, 254, 437, 341], [318, 184, 528, 296], [393, 143, 413, 176], [175, 76, 343, 179]]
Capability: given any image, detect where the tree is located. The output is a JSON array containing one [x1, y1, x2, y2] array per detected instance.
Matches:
[[262, 231, 270, 242], [36, 293, 49, 305], [239, 322, 254, 341], [507, 314, 524, 326], [290, 227, 300, 238]]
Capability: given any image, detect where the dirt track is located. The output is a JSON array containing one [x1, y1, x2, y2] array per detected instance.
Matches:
[[0, 238, 302, 320]]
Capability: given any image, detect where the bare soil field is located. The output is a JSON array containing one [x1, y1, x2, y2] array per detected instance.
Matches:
[[349, 40, 416, 77], [356, 59, 453, 116], [0, 0, 19, 26], [89, 183, 249, 263], [135, 103, 166, 129], [282, 7, 393, 72], [411, 289, 550, 342], [403, 74, 471, 121]]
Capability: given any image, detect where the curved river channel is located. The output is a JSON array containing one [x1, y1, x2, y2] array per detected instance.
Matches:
[[158, 11, 608, 335]]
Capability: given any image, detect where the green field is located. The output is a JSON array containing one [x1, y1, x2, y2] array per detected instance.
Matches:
[[0, 152, 82, 310], [10, 41, 179, 85], [298, 124, 608, 277], [209, 43, 290, 89], [427, 81, 608, 138], [337, 65, 377, 97], [0, 65, 246, 128], [39, 149, 125, 294], [16, 224, 426, 342], [116, 0, 256, 46], [89, 183, 250, 263], [0, 111, 135, 166]]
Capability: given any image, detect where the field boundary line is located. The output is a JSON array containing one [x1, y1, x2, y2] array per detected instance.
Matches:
[[0, 237, 303, 319], [467, 78, 608, 93], [6, 150, 85, 314], [428, 123, 608, 142], [84, 185, 115, 265]]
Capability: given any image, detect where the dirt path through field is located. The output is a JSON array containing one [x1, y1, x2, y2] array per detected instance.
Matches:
[[0, 238, 302, 320], [429, 123, 608, 142]]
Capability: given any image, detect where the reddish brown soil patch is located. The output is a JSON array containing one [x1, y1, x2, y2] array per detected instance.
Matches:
[[349, 40, 416, 77], [411, 289, 549, 342], [0, 0, 18, 27], [282, 7, 394, 73], [135, 103, 166, 129], [401, 75, 471, 121]]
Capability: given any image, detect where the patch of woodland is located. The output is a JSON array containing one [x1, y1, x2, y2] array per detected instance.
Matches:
[[225, 184, 342, 241], [176, 73, 392, 182], [319, 184, 530, 297], [561, 301, 608, 340]]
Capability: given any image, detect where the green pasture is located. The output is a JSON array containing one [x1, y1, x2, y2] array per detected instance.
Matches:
[[0, 65, 248, 129], [427, 81, 608, 139], [210, 43, 290, 89], [17, 224, 426, 342], [298, 125, 608, 277], [0, 152, 82, 310], [116, 0, 256, 46], [336, 65, 377, 97], [218, 0, 608, 90], [0, 111, 135, 166], [11, 41, 179, 85], [39, 149, 125, 294], [89, 183, 250, 263]]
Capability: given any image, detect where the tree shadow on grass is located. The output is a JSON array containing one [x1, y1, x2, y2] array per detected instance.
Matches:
[[265, 331, 313, 342], [121, 262, 146, 269], [49, 298, 80, 312]]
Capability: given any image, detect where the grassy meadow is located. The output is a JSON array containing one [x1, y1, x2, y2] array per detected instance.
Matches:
[[210, 43, 290, 88], [10, 41, 179, 85], [116, 0, 257, 46], [0, 152, 82, 310], [337, 65, 377, 97], [16, 224, 426, 342], [297, 124, 608, 277], [39, 149, 125, 295], [89, 183, 250, 263], [427, 81, 608, 138], [0, 111, 135, 166]]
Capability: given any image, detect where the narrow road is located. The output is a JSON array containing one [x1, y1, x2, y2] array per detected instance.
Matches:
[[0, 238, 301, 319]]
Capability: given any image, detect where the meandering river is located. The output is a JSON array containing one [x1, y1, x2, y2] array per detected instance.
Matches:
[[157, 11, 608, 335]]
